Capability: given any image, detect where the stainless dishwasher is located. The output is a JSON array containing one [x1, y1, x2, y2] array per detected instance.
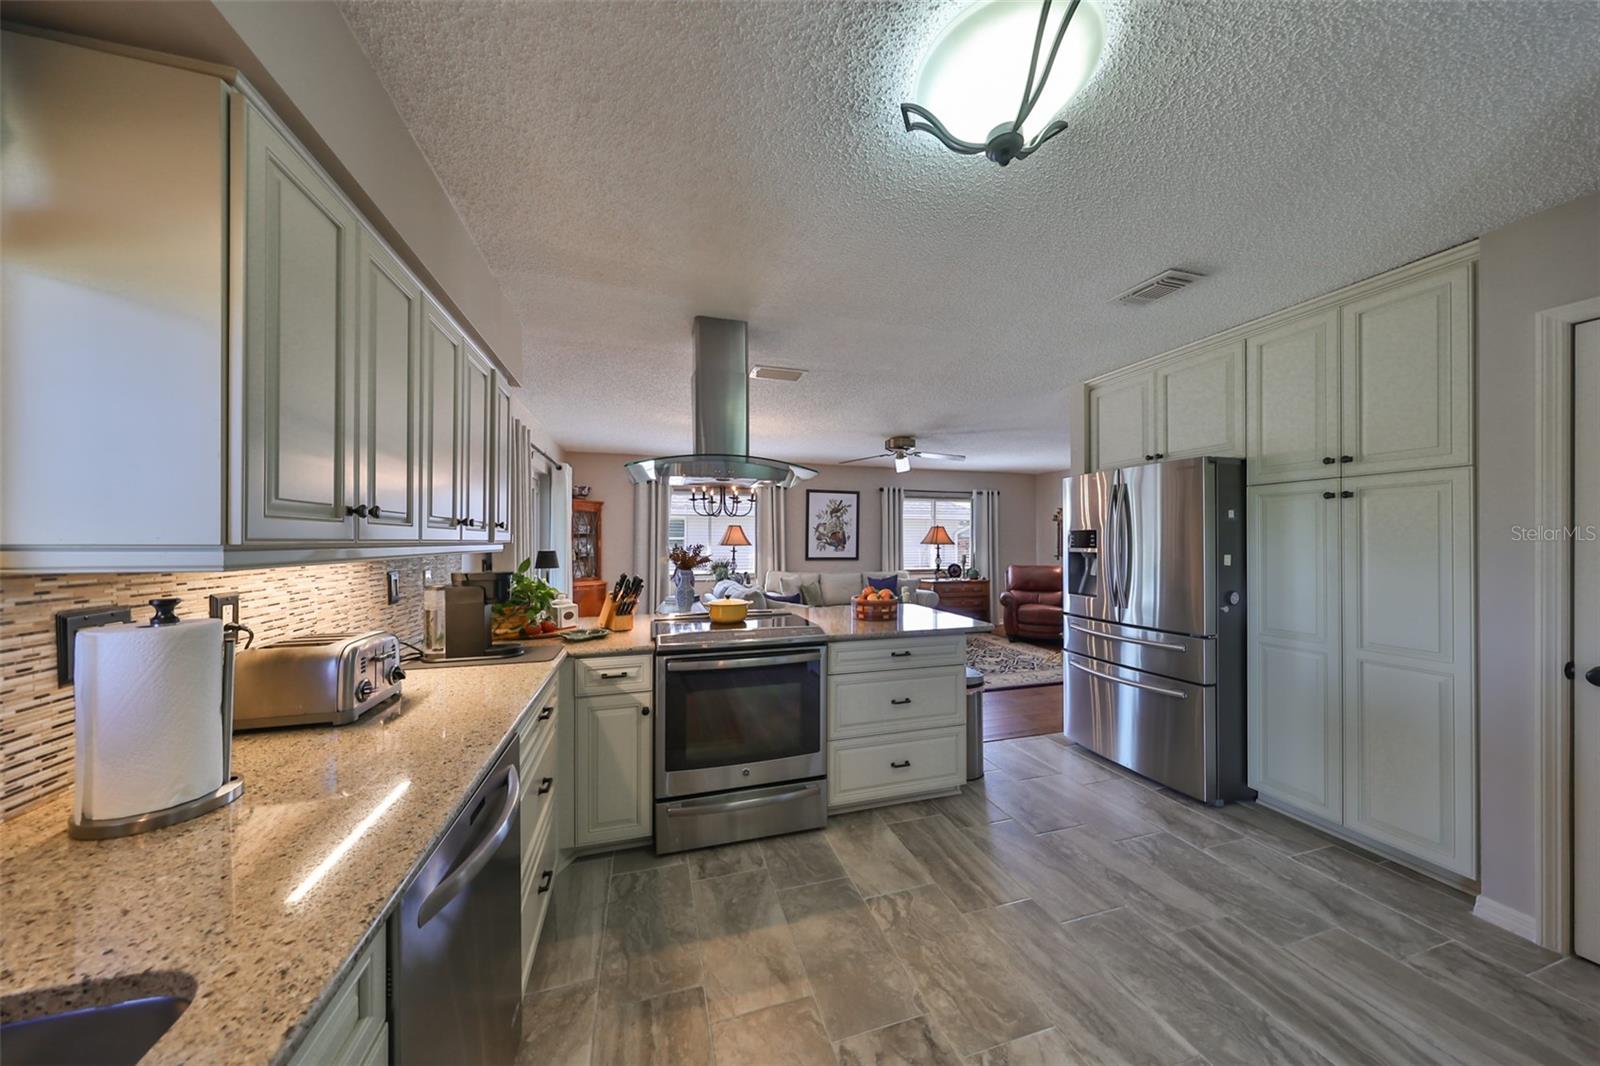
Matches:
[[392, 736, 522, 1064]]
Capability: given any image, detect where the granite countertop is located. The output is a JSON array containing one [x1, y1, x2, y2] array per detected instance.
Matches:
[[0, 656, 562, 1065], [563, 603, 990, 656]]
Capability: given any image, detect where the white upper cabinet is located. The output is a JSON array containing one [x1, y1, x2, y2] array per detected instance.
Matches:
[[1247, 479, 1343, 822], [1247, 310, 1341, 483], [1088, 374, 1154, 471], [1339, 265, 1473, 477], [422, 300, 464, 539], [241, 103, 359, 543], [460, 343, 494, 542], [1155, 339, 1245, 460], [1340, 468, 1475, 876], [355, 228, 423, 541], [491, 377, 513, 543]]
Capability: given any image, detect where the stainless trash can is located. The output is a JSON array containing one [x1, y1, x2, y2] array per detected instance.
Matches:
[[965, 667, 985, 781]]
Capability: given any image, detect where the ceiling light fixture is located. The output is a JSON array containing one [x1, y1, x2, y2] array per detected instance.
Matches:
[[902, 0, 1104, 166]]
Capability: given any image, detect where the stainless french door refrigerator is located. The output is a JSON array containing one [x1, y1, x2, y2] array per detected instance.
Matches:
[[1062, 456, 1252, 805]]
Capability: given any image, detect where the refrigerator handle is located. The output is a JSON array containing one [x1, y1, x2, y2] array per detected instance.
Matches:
[[1104, 478, 1121, 610], [1119, 477, 1135, 613]]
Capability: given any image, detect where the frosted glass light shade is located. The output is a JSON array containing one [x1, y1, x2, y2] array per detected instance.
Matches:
[[912, 0, 1105, 145]]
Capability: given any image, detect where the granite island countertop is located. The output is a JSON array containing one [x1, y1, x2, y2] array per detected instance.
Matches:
[[560, 602, 990, 656], [0, 655, 562, 1065]]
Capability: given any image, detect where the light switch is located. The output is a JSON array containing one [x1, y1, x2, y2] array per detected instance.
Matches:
[[1226, 508, 1236, 520], [1223, 553, 1233, 567]]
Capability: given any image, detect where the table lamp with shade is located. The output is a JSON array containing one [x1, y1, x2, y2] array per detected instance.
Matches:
[[719, 524, 751, 579], [920, 524, 955, 574]]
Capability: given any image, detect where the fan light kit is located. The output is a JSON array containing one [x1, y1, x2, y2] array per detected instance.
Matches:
[[902, 0, 1104, 166], [843, 436, 967, 474]]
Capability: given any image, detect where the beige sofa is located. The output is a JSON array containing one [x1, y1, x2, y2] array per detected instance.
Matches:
[[762, 570, 939, 608]]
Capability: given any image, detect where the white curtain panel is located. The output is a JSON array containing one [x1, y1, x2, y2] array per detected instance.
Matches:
[[756, 485, 789, 576], [971, 488, 1003, 617], [550, 463, 574, 596], [632, 479, 670, 608], [880, 485, 906, 571]]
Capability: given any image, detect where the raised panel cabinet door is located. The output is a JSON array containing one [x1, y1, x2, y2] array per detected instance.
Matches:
[[1339, 264, 1473, 476], [574, 695, 651, 846], [1246, 479, 1343, 821], [243, 104, 358, 541], [490, 378, 513, 543], [1340, 468, 1475, 875], [460, 344, 493, 541], [422, 300, 462, 538], [355, 228, 422, 541], [1154, 340, 1246, 460], [1246, 310, 1341, 484], [1088, 374, 1154, 470]]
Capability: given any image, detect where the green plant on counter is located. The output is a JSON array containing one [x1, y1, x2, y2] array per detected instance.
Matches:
[[499, 557, 558, 619]]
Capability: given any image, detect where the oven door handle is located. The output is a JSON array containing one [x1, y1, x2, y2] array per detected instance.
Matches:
[[664, 782, 822, 816], [664, 650, 823, 672]]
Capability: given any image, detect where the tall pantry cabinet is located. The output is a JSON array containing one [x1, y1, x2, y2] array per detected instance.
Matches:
[[1244, 252, 1476, 878]]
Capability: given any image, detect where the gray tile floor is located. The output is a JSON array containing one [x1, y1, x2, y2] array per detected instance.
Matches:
[[520, 735, 1600, 1065]]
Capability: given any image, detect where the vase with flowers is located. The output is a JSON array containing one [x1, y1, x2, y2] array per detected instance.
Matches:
[[668, 543, 710, 613]]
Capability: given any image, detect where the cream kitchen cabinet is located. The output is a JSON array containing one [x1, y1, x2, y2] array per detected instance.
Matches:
[[1246, 263, 1473, 484], [239, 101, 361, 543], [573, 686, 652, 847], [1246, 468, 1476, 877], [1153, 339, 1246, 460], [422, 299, 465, 538], [354, 226, 424, 541], [1087, 373, 1154, 471], [491, 376, 514, 543], [460, 342, 495, 542], [1246, 478, 1343, 822]]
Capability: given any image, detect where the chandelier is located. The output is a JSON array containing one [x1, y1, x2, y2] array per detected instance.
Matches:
[[688, 482, 754, 519], [901, 0, 1105, 166]]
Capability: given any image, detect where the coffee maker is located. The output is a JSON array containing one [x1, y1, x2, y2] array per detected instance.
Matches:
[[421, 573, 524, 662]]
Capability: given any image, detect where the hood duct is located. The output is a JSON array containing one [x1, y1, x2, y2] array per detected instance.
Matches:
[[625, 317, 817, 488]]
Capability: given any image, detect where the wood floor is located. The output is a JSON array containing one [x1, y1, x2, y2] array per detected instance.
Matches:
[[981, 684, 1063, 742], [521, 734, 1599, 1066]]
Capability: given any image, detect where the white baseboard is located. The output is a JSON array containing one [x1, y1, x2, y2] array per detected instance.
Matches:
[[1472, 895, 1539, 943]]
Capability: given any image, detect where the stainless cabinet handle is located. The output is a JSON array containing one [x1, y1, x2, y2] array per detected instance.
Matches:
[[537, 776, 553, 795], [890, 759, 911, 769], [890, 697, 913, 705], [1068, 622, 1185, 652], [537, 869, 553, 894], [416, 763, 519, 927], [1068, 659, 1188, 700]]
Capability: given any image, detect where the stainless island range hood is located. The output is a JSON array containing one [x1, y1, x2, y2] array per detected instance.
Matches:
[[625, 317, 817, 488]]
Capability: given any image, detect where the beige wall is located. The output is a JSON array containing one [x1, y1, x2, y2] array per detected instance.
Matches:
[[565, 451, 1040, 589], [4, 1, 523, 379], [1033, 469, 1070, 565], [1474, 192, 1600, 918]]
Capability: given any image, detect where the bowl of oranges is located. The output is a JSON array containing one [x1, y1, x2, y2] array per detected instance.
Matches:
[[852, 585, 900, 621]]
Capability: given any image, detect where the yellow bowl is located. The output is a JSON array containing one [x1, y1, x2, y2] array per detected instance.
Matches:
[[706, 598, 750, 625]]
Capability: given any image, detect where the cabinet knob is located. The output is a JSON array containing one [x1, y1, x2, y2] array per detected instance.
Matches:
[[889, 759, 911, 769], [1322, 456, 1336, 465], [537, 776, 553, 795], [537, 706, 554, 721], [1322, 491, 1336, 500], [1340, 455, 1354, 463], [641, 706, 651, 717], [368, 505, 383, 518], [1340, 490, 1354, 498], [454, 517, 468, 527], [1154, 453, 1165, 460], [345, 504, 369, 518], [1586, 666, 1600, 688], [537, 870, 553, 893], [495, 520, 507, 530], [1144, 454, 1155, 461]]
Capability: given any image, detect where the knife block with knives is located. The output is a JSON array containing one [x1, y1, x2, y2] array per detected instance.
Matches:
[[596, 573, 644, 631]]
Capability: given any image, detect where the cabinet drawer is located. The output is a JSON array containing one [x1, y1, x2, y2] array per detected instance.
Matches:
[[519, 725, 558, 858], [829, 637, 965, 675], [286, 928, 387, 1066], [829, 666, 965, 738], [574, 654, 652, 696], [518, 678, 560, 749], [520, 814, 558, 979], [829, 727, 963, 808]]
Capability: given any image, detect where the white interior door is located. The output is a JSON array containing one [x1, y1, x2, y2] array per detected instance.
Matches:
[[1574, 318, 1600, 963]]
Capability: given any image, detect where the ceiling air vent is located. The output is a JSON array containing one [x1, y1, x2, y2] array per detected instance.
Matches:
[[749, 365, 807, 382], [1115, 269, 1204, 306]]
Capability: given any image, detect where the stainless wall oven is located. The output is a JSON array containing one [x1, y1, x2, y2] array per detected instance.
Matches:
[[654, 645, 827, 853]]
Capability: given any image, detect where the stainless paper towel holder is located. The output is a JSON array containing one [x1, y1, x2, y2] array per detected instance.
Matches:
[[64, 597, 249, 841]]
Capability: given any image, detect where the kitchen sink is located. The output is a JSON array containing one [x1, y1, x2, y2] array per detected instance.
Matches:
[[0, 994, 190, 1066]]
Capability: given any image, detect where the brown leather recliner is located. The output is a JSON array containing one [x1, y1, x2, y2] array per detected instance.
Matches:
[[1000, 564, 1064, 643]]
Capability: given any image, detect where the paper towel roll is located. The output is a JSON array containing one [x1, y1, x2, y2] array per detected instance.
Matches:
[[74, 617, 225, 823]]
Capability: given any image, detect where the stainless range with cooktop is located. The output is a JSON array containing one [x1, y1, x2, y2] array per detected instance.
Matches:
[[651, 611, 828, 853]]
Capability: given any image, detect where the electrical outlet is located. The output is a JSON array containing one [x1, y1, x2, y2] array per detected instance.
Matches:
[[387, 569, 401, 604]]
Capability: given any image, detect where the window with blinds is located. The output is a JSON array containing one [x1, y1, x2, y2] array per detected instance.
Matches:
[[901, 494, 973, 571], [668, 490, 759, 575]]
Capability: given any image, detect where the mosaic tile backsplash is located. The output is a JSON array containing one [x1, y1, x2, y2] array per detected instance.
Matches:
[[0, 554, 467, 818]]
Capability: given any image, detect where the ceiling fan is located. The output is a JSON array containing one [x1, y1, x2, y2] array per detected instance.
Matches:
[[841, 435, 967, 474]]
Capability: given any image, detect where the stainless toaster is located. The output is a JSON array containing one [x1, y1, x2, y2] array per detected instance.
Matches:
[[233, 632, 404, 730]]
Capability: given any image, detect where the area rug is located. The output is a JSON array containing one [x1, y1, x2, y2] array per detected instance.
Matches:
[[966, 633, 1063, 691]]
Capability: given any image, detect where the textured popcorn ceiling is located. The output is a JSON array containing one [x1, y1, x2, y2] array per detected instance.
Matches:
[[338, 0, 1600, 472]]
